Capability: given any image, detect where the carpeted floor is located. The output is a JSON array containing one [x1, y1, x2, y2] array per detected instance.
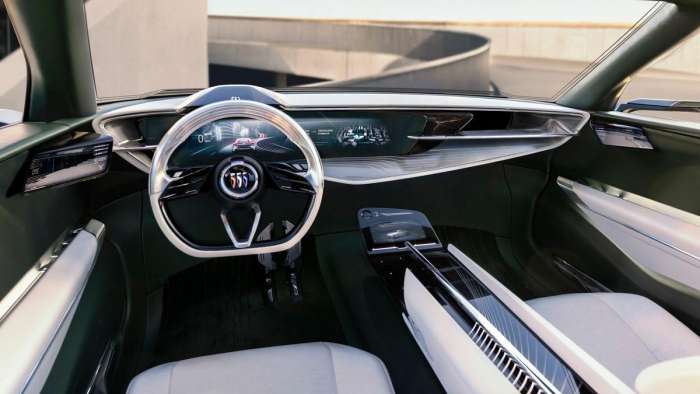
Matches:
[[152, 241, 345, 366]]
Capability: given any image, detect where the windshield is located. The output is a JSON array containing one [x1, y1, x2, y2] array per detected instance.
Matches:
[[84, 0, 657, 102]]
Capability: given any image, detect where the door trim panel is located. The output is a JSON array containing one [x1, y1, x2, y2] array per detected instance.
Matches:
[[558, 177, 700, 294], [0, 220, 105, 394]]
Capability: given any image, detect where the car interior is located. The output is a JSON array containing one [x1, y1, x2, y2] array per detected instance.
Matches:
[[2, 0, 700, 393]]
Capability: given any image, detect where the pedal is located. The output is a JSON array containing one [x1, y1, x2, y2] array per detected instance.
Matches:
[[282, 220, 303, 303], [287, 268, 303, 304], [256, 223, 277, 305], [264, 270, 277, 305]]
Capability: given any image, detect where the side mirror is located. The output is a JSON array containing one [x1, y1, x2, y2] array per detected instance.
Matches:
[[616, 98, 700, 113], [0, 109, 22, 127]]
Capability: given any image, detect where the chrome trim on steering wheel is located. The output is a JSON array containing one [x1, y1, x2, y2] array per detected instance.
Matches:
[[149, 100, 324, 258], [220, 204, 261, 249]]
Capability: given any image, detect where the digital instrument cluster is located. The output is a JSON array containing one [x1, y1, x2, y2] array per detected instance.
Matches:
[[168, 112, 425, 168]]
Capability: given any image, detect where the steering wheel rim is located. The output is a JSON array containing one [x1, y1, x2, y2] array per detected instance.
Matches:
[[149, 100, 324, 258]]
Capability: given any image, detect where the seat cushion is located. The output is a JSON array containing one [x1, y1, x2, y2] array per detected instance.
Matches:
[[527, 293, 700, 387], [127, 342, 394, 394]]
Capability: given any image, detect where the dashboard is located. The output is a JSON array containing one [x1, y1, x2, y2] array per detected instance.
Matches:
[[91, 86, 590, 256], [95, 86, 589, 184]]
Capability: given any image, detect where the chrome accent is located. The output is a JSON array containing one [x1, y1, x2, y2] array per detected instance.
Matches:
[[149, 100, 324, 258], [0, 228, 81, 324], [408, 130, 570, 140], [406, 243, 560, 394], [551, 256, 612, 293], [86, 341, 115, 394], [368, 241, 441, 254], [591, 122, 653, 149], [218, 161, 259, 199], [113, 144, 158, 152], [220, 204, 262, 249]]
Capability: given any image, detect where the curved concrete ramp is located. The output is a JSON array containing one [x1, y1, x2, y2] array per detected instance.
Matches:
[[208, 17, 491, 91]]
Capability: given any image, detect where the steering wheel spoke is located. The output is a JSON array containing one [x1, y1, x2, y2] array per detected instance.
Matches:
[[220, 203, 262, 248], [265, 162, 315, 194], [160, 166, 212, 200]]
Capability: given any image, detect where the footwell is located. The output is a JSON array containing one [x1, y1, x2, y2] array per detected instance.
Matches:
[[152, 244, 345, 366]]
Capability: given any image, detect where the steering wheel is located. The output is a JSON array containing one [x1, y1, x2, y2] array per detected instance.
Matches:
[[149, 100, 324, 258]]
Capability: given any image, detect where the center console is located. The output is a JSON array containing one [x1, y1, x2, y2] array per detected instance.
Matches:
[[358, 208, 594, 394]]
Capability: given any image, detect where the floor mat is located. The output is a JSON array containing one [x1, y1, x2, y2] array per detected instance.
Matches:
[[153, 243, 345, 365]]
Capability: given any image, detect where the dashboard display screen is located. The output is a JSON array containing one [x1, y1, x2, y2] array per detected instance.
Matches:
[[170, 119, 302, 167], [169, 111, 426, 168]]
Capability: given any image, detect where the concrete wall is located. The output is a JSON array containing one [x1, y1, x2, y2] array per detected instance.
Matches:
[[88, 0, 208, 99], [209, 17, 491, 91], [0, 0, 208, 112], [0, 49, 25, 111], [442, 23, 700, 76]]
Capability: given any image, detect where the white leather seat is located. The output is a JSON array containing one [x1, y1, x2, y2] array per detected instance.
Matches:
[[527, 293, 700, 388], [128, 342, 395, 394]]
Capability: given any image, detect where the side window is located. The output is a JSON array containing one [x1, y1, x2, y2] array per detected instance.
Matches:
[[0, 4, 25, 126], [618, 29, 700, 123]]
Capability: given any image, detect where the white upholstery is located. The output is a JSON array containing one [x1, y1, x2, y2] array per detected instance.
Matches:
[[403, 270, 519, 394], [127, 342, 395, 394], [635, 356, 700, 394], [527, 293, 700, 388]]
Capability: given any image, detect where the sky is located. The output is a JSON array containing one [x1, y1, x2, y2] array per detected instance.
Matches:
[[209, 0, 656, 24]]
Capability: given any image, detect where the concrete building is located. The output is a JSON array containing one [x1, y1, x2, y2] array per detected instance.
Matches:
[[0, 0, 209, 111], [208, 17, 491, 92]]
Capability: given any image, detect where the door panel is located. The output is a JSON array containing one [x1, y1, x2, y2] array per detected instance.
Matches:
[[534, 114, 700, 331], [0, 221, 104, 393], [0, 152, 88, 297], [558, 177, 700, 294], [550, 112, 700, 216], [0, 122, 127, 393]]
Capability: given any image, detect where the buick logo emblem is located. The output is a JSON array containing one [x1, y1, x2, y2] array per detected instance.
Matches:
[[219, 161, 259, 199]]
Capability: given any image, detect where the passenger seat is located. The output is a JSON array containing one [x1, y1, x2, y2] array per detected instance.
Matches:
[[128, 342, 395, 394], [527, 293, 700, 388]]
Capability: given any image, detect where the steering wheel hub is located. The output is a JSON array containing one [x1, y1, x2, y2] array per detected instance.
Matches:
[[217, 158, 261, 201]]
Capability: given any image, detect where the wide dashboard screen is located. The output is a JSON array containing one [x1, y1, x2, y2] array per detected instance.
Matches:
[[169, 111, 426, 168]]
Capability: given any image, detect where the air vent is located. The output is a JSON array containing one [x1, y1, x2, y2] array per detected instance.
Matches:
[[469, 322, 547, 394]]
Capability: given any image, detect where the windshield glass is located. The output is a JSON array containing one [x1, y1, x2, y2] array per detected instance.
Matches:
[[85, 0, 657, 102]]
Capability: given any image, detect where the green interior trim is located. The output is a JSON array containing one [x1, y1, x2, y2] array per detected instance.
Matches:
[[4, 0, 96, 121], [0, 116, 93, 163]]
